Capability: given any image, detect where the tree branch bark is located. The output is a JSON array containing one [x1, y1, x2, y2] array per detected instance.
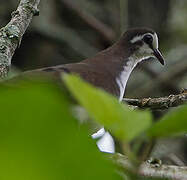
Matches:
[[123, 92, 187, 110], [111, 153, 187, 180], [0, 0, 40, 78]]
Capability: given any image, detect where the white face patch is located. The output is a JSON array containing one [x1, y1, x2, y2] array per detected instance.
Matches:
[[136, 42, 153, 59], [152, 33, 158, 49], [129, 32, 159, 61]]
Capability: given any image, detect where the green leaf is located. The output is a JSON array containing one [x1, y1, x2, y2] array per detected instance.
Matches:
[[0, 78, 121, 180], [63, 74, 152, 142], [147, 105, 187, 137]]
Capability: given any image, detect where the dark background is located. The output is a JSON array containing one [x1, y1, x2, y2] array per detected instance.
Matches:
[[1, 0, 187, 98], [1, 0, 187, 165]]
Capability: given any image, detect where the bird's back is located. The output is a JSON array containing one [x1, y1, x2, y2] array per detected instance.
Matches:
[[32, 61, 121, 98]]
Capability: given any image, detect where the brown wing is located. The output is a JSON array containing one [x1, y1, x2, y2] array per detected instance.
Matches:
[[27, 62, 120, 98]]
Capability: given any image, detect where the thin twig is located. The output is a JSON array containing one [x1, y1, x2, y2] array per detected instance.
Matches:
[[130, 59, 187, 97], [111, 153, 187, 180], [0, 0, 40, 77], [60, 0, 116, 43], [123, 92, 187, 110], [140, 63, 179, 93], [120, 0, 128, 34], [31, 0, 98, 59]]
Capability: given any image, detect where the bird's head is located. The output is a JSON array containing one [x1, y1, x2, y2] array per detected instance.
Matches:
[[120, 28, 165, 65]]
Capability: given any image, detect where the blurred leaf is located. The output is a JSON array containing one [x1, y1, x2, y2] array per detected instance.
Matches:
[[63, 74, 152, 142], [0, 78, 121, 180], [147, 105, 187, 137]]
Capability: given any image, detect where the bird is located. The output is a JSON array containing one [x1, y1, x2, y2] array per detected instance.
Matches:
[[24, 28, 165, 153], [27, 28, 165, 101]]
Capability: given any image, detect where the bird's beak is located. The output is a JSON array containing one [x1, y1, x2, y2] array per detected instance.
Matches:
[[153, 48, 165, 65]]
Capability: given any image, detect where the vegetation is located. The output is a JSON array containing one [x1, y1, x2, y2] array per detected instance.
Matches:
[[0, 0, 187, 179], [0, 74, 185, 179]]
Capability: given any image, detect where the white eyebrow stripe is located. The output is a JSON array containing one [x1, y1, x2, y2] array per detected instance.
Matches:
[[130, 32, 159, 49], [130, 35, 143, 43], [130, 33, 154, 43], [153, 33, 158, 49]]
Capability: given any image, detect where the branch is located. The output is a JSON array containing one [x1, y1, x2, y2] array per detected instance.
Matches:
[[111, 153, 187, 180], [60, 0, 116, 43], [123, 92, 187, 110], [129, 58, 187, 97], [140, 63, 180, 94], [0, 0, 40, 77], [32, 0, 98, 59], [33, 18, 98, 59]]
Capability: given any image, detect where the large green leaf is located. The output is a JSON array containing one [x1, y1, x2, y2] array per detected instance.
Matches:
[[0, 78, 121, 180], [147, 105, 187, 137], [63, 74, 152, 142]]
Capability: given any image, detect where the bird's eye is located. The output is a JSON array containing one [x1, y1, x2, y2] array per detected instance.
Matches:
[[143, 34, 153, 44]]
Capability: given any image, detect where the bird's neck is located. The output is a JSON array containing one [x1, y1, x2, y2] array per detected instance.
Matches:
[[103, 56, 138, 101], [85, 44, 140, 101], [114, 56, 138, 101]]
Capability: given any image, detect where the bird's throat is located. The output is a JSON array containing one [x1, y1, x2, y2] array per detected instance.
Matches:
[[115, 57, 138, 101]]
